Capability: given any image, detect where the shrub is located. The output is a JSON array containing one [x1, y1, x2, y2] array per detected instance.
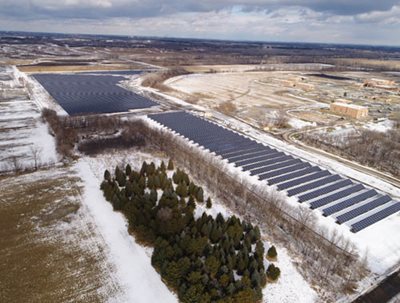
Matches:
[[266, 264, 280, 281]]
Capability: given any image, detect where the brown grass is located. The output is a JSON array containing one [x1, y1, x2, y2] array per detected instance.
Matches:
[[0, 169, 119, 303], [216, 101, 237, 115]]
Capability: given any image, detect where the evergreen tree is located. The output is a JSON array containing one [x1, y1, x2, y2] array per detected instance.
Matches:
[[147, 175, 155, 189], [187, 196, 196, 211], [251, 270, 261, 288], [206, 197, 212, 208], [196, 187, 204, 202], [254, 241, 265, 262], [140, 161, 148, 176], [125, 181, 133, 197], [176, 182, 188, 198], [201, 222, 211, 237], [210, 226, 222, 243], [227, 283, 236, 295], [160, 161, 166, 172], [167, 159, 174, 170], [150, 189, 158, 203], [267, 246, 277, 259], [125, 164, 132, 176], [189, 182, 197, 196], [104, 169, 111, 181], [154, 175, 161, 189], [115, 166, 126, 187], [254, 226, 261, 241], [205, 255, 220, 277], [219, 274, 230, 288]]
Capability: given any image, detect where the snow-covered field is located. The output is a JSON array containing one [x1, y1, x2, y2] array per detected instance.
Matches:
[[75, 156, 178, 303], [0, 67, 57, 172], [363, 119, 394, 133]]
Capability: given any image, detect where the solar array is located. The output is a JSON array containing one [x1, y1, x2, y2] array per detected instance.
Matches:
[[79, 70, 145, 75], [148, 111, 400, 233], [34, 74, 157, 115]]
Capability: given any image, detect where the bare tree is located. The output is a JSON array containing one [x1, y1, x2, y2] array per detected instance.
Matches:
[[30, 145, 43, 170], [10, 156, 21, 173]]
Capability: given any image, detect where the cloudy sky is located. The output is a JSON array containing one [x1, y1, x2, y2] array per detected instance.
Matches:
[[1, 0, 400, 45]]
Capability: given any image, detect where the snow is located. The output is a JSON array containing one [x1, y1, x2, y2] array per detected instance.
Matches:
[[262, 247, 317, 303], [0, 67, 58, 172], [289, 118, 316, 129], [74, 159, 178, 303], [363, 119, 394, 133], [15, 66, 68, 115]]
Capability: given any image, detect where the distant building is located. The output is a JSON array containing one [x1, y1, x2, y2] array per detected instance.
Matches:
[[330, 102, 368, 119]]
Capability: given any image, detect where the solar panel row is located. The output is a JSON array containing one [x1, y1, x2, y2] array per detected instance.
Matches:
[[148, 111, 399, 233], [351, 202, 400, 233], [259, 163, 311, 180], [336, 195, 392, 224], [322, 189, 377, 216], [267, 166, 321, 185], [278, 170, 330, 190], [299, 179, 353, 203], [310, 184, 365, 209], [287, 175, 341, 196]]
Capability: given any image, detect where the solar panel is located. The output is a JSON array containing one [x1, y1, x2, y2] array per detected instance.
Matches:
[[287, 175, 341, 196], [227, 149, 271, 162], [310, 184, 365, 209], [225, 147, 271, 162], [250, 159, 302, 176], [278, 170, 330, 190], [298, 179, 353, 202], [259, 162, 311, 180], [268, 166, 321, 185], [218, 145, 264, 157], [351, 202, 400, 232], [322, 189, 378, 216], [336, 195, 392, 224], [239, 153, 287, 170]]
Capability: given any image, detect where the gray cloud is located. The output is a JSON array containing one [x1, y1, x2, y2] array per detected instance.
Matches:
[[1, 0, 399, 20], [0, 0, 399, 46]]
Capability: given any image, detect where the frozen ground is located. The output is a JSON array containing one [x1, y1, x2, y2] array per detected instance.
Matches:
[[289, 117, 317, 129], [79, 150, 317, 303], [0, 67, 57, 172], [15, 66, 68, 115], [363, 119, 394, 132]]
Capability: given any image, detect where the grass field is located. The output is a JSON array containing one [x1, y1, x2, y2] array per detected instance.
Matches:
[[0, 168, 120, 303]]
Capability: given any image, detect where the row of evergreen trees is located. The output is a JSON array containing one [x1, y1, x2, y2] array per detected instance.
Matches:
[[100, 160, 280, 303]]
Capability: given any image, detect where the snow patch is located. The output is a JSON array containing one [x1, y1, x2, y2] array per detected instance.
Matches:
[[74, 159, 178, 303]]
